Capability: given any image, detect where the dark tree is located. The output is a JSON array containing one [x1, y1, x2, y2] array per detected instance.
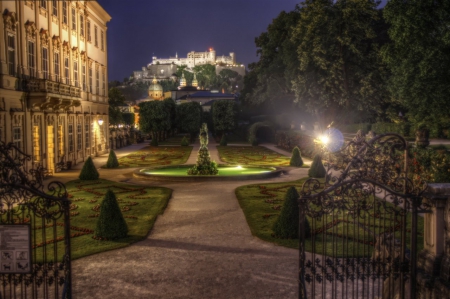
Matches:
[[94, 189, 128, 240]]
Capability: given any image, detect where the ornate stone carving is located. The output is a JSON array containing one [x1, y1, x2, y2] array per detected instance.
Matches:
[[3, 10, 18, 31], [25, 21, 37, 39], [62, 41, 70, 54], [80, 51, 87, 62], [72, 47, 79, 59], [52, 35, 61, 51], [40, 29, 50, 47]]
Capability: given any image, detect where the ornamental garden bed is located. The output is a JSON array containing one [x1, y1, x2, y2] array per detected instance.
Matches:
[[217, 146, 291, 166], [235, 179, 424, 257], [114, 146, 192, 168], [22, 179, 171, 261]]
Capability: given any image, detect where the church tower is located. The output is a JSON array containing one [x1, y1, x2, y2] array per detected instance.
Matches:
[[179, 72, 187, 88], [192, 73, 198, 89]]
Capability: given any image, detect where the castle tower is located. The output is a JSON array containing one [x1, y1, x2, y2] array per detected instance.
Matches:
[[230, 52, 236, 65]]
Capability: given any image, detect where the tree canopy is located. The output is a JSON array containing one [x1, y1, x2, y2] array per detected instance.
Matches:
[[212, 100, 237, 135]]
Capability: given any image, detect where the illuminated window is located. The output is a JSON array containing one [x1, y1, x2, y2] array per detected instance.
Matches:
[[102, 69, 106, 95], [7, 35, 16, 76], [54, 52, 60, 82], [33, 125, 41, 162], [42, 47, 48, 79], [28, 41, 35, 77], [68, 124, 74, 152], [77, 124, 82, 151], [58, 125, 64, 156]]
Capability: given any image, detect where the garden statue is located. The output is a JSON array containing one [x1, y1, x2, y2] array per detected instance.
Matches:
[[187, 123, 218, 175]]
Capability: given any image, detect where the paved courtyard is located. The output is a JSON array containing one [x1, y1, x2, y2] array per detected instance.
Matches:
[[51, 138, 309, 298]]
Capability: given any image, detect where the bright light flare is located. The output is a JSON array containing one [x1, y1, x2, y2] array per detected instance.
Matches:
[[236, 165, 242, 169], [319, 135, 330, 145]]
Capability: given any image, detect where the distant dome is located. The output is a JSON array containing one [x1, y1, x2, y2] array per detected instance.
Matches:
[[148, 76, 163, 91]]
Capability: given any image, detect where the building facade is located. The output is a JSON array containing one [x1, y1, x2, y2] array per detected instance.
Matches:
[[0, 0, 111, 174]]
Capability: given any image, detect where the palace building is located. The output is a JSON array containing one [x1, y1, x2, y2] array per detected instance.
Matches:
[[0, 0, 111, 174]]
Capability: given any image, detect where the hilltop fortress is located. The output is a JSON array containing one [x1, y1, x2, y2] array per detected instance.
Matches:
[[133, 49, 245, 83]]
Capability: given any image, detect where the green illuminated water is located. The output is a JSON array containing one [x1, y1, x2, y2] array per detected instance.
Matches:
[[142, 166, 275, 176]]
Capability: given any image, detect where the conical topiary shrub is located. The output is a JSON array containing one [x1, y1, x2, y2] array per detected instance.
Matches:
[[94, 189, 128, 240], [79, 156, 99, 180], [181, 136, 189, 146], [308, 154, 326, 178], [151, 137, 158, 146], [106, 150, 119, 168], [272, 187, 311, 239], [290, 146, 303, 167], [220, 134, 228, 146]]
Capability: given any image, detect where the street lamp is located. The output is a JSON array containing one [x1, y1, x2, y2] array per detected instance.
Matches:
[[98, 119, 103, 126]]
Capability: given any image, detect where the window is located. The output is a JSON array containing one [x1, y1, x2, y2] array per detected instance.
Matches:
[[28, 41, 35, 77], [7, 35, 15, 76], [52, 0, 57, 16], [64, 57, 69, 84], [89, 67, 93, 93], [62, 0, 67, 24], [58, 125, 64, 156], [101, 30, 104, 50], [96, 68, 99, 95], [42, 47, 49, 79], [68, 124, 74, 152], [77, 124, 82, 151], [54, 52, 60, 82], [94, 25, 98, 47], [73, 61, 78, 87], [40, 1, 47, 9], [102, 69, 106, 95], [80, 15, 84, 36], [33, 125, 41, 163], [71, 7, 76, 31], [13, 127, 22, 151], [87, 21, 91, 41], [85, 123, 90, 148], [82, 63, 86, 91]]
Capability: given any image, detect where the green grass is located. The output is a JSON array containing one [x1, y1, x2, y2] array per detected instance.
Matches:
[[114, 145, 192, 168], [18, 179, 172, 262], [217, 145, 292, 166], [159, 134, 191, 146], [235, 179, 424, 257], [143, 165, 275, 176]]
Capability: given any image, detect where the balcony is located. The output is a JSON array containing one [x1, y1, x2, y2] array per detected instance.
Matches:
[[27, 78, 81, 98], [26, 78, 82, 111]]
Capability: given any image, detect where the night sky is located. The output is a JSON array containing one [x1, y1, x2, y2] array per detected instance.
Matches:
[[97, 0, 301, 81]]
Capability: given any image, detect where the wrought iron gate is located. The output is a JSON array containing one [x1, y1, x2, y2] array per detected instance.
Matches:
[[298, 132, 429, 299], [0, 142, 72, 299]]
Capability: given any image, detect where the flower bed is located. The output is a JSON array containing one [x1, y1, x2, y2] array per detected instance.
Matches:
[[217, 146, 290, 166], [235, 179, 424, 257], [27, 179, 171, 261], [114, 146, 192, 168]]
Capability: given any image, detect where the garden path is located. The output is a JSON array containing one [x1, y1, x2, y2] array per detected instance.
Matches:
[[55, 138, 310, 298]]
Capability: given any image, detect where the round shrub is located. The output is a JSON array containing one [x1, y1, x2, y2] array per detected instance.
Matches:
[[272, 187, 311, 239], [308, 154, 326, 178], [106, 150, 119, 168], [94, 189, 128, 240], [151, 137, 158, 146], [181, 136, 189, 146], [290, 146, 303, 167], [220, 134, 228, 146], [249, 136, 258, 146], [79, 156, 99, 180]]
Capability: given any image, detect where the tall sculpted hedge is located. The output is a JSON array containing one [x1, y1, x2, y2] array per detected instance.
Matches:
[[94, 189, 128, 240], [106, 150, 119, 168], [308, 154, 326, 178], [79, 156, 99, 180], [290, 146, 303, 167]]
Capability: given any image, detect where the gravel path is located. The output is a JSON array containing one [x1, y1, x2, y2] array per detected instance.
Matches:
[[52, 138, 307, 298]]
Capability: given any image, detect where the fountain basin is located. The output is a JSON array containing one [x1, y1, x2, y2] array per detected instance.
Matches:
[[133, 165, 286, 181]]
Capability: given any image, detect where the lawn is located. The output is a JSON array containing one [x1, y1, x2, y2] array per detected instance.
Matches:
[[158, 134, 191, 146], [217, 146, 292, 166], [27, 179, 172, 261], [235, 179, 424, 257], [115, 145, 192, 168]]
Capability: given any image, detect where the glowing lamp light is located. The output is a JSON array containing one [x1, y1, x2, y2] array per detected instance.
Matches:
[[319, 135, 329, 145], [98, 119, 104, 126], [236, 165, 242, 169]]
